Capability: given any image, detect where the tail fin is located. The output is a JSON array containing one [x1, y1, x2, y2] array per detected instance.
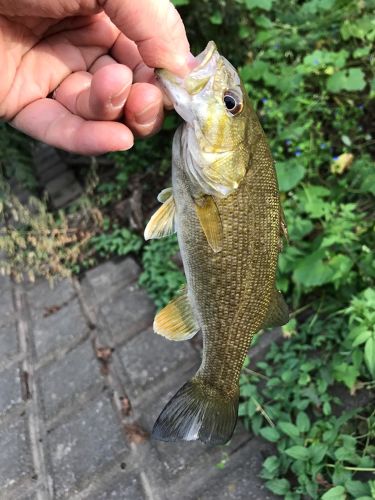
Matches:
[[152, 378, 239, 445]]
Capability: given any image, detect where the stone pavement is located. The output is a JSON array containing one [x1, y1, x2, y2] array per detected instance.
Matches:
[[0, 258, 278, 500]]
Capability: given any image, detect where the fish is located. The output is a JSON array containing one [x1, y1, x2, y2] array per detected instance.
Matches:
[[144, 41, 289, 445]]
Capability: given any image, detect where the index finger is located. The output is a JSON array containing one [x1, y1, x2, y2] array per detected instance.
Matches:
[[99, 0, 192, 75]]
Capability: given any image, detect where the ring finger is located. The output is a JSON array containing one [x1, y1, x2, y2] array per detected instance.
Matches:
[[53, 63, 132, 121]]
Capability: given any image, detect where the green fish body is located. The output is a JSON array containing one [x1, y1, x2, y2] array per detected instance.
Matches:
[[145, 42, 288, 444]]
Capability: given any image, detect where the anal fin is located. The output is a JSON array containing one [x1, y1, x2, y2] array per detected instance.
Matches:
[[154, 287, 199, 341], [262, 289, 289, 329]]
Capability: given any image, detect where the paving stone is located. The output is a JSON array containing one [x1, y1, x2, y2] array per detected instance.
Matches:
[[45, 171, 82, 209], [0, 365, 22, 414], [37, 158, 67, 184], [26, 279, 75, 310], [86, 472, 145, 500], [32, 299, 88, 359], [38, 341, 103, 419], [48, 394, 128, 498], [11, 489, 38, 500], [0, 321, 18, 359], [118, 327, 198, 399], [101, 284, 155, 343], [189, 438, 277, 500], [152, 404, 251, 486], [0, 417, 33, 491], [0, 285, 14, 327], [83, 258, 141, 304], [0, 257, 285, 500]]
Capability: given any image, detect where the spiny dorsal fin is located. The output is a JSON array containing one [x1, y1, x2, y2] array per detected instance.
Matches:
[[153, 287, 199, 341], [262, 289, 289, 329], [195, 196, 223, 253], [144, 189, 176, 240]]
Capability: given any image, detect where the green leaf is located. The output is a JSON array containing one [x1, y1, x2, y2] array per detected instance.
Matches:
[[260, 426, 281, 442], [261, 456, 280, 479], [321, 485, 346, 500], [265, 478, 290, 495], [364, 335, 375, 378], [240, 60, 271, 82], [293, 250, 334, 288], [254, 14, 273, 28], [287, 216, 314, 241], [335, 446, 361, 464], [353, 46, 371, 58], [303, 49, 348, 70], [323, 401, 332, 416], [327, 68, 366, 93], [263, 455, 280, 473], [278, 421, 300, 438], [245, 0, 273, 11], [352, 329, 371, 347], [310, 444, 328, 464], [333, 363, 360, 389], [299, 185, 331, 218], [171, 0, 189, 5], [296, 412, 310, 433], [276, 161, 306, 191], [345, 480, 371, 498], [341, 16, 375, 41], [285, 446, 310, 460], [209, 11, 222, 24]]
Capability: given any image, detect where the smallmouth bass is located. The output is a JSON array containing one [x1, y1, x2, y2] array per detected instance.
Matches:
[[144, 41, 289, 445]]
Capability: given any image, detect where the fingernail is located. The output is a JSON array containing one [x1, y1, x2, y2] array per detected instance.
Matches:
[[111, 85, 129, 107], [134, 102, 159, 125]]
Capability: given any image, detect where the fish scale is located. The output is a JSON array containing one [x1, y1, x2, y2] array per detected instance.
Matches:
[[173, 121, 280, 392]]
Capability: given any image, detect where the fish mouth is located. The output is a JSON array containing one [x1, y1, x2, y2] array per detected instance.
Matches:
[[156, 41, 218, 88], [156, 41, 219, 123]]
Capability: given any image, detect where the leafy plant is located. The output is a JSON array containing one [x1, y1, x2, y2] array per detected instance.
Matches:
[[90, 222, 142, 258], [168, 0, 375, 498], [0, 188, 95, 282], [139, 236, 185, 309], [240, 316, 375, 499], [346, 288, 375, 381]]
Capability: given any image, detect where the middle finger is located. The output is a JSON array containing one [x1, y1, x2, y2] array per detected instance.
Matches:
[[54, 64, 132, 121]]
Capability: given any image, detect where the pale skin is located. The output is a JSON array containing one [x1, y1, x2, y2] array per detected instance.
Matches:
[[0, 0, 193, 155]]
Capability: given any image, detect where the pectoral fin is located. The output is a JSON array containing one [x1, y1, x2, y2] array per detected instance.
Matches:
[[154, 287, 199, 341], [262, 289, 289, 329], [144, 189, 176, 240], [195, 196, 223, 253]]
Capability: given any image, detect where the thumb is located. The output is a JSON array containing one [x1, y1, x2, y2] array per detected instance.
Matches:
[[99, 0, 192, 75]]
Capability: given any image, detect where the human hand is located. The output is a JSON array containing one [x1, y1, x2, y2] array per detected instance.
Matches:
[[0, 0, 192, 154]]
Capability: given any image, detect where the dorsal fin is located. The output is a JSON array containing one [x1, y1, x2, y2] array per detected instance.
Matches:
[[144, 189, 176, 240], [195, 196, 223, 253]]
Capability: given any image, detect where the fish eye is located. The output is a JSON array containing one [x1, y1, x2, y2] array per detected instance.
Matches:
[[223, 91, 243, 116]]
